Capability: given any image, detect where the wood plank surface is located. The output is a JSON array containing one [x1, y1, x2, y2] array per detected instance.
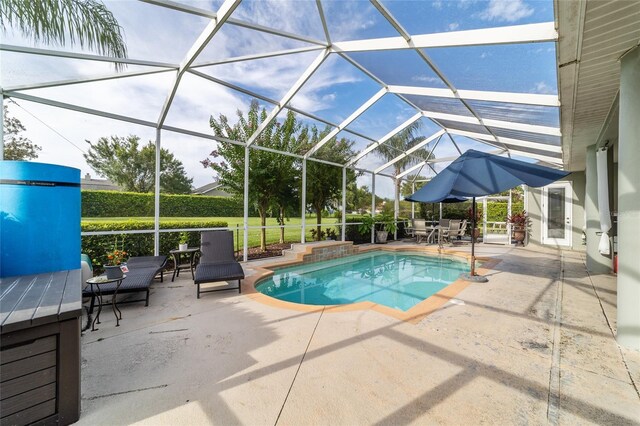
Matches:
[[0, 351, 56, 382], [1, 270, 82, 332], [1, 275, 47, 332], [0, 382, 56, 417], [0, 276, 34, 327], [0, 367, 56, 400], [0, 398, 55, 426], [0, 335, 56, 365], [58, 269, 82, 321], [32, 271, 68, 326]]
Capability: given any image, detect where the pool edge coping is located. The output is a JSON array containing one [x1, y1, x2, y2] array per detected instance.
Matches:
[[240, 243, 501, 324]]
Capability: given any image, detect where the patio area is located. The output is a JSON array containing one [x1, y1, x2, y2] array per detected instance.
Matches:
[[78, 244, 640, 425]]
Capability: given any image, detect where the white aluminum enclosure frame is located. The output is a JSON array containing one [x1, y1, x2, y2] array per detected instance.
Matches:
[[0, 0, 563, 260]]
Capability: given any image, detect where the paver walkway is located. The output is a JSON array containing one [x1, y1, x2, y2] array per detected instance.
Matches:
[[78, 244, 640, 425]]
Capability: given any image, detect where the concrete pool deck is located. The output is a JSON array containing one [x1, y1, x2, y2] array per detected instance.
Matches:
[[78, 243, 640, 425]]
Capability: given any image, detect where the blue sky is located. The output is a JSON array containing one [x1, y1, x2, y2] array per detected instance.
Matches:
[[1, 0, 559, 196]]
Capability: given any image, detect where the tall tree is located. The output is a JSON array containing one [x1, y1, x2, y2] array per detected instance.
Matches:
[[375, 121, 433, 210], [84, 135, 193, 194], [0, 0, 127, 68], [302, 128, 357, 240], [3, 106, 41, 160], [203, 101, 303, 251], [346, 182, 372, 214]]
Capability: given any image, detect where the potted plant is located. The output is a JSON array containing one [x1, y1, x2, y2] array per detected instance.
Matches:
[[105, 242, 127, 279], [377, 214, 398, 243], [507, 210, 529, 246], [178, 232, 189, 251], [358, 214, 397, 244], [325, 228, 338, 241]]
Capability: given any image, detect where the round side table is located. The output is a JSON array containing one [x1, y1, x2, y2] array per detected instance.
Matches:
[[86, 275, 125, 331], [169, 248, 200, 282]]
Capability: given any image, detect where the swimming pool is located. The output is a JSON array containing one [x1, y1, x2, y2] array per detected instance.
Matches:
[[255, 251, 469, 311]]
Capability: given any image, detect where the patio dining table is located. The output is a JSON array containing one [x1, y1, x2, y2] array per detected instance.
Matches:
[[425, 225, 439, 244]]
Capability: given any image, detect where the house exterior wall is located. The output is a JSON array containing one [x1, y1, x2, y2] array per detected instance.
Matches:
[[200, 188, 231, 197], [526, 171, 586, 251]]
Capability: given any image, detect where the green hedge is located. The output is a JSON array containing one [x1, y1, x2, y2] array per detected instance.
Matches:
[[486, 202, 524, 222], [419, 201, 524, 223], [81, 219, 227, 269], [82, 190, 246, 217]]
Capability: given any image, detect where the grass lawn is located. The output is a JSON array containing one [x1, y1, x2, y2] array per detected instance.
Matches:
[[82, 216, 345, 250]]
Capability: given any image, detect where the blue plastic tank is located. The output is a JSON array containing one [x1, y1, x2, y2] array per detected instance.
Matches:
[[1, 161, 81, 277]]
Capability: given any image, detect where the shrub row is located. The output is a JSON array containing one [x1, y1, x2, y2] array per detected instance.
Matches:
[[420, 201, 524, 223], [485, 202, 525, 222], [82, 190, 247, 217], [81, 219, 227, 269]]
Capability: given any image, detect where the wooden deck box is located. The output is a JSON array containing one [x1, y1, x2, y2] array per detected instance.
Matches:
[[1, 270, 81, 426]]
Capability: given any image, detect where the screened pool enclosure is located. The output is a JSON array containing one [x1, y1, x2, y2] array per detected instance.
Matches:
[[0, 0, 563, 260]]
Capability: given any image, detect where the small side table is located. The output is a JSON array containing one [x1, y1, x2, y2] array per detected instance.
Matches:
[[86, 275, 125, 331], [170, 248, 200, 282]]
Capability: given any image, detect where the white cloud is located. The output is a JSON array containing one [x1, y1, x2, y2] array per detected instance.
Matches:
[[231, 0, 325, 41], [448, 22, 460, 31], [432, 0, 443, 10], [531, 81, 555, 94], [479, 0, 534, 22], [322, 93, 337, 102], [457, 0, 477, 10], [411, 75, 442, 84], [320, 1, 379, 40]]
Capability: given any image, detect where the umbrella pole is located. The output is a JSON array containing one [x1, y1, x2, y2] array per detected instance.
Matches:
[[460, 196, 487, 282], [471, 197, 476, 276]]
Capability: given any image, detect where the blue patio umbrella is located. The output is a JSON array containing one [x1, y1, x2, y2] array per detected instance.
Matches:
[[405, 149, 570, 280]]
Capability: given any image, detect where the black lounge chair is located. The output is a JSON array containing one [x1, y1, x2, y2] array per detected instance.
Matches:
[[194, 231, 244, 298], [83, 255, 167, 313], [126, 255, 167, 282]]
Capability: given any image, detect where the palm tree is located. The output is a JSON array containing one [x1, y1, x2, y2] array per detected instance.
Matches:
[[375, 121, 433, 210], [1, 0, 127, 68]]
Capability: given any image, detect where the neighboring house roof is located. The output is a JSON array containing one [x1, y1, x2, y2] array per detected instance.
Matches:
[[81, 173, 121, 191], [192, 180, 231, 197]]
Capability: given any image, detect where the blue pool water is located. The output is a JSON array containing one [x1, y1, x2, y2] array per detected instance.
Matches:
[[256, 251, 469, 311]]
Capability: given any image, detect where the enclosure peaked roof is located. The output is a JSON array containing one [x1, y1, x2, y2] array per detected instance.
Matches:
[[1, 0, 565, 179]]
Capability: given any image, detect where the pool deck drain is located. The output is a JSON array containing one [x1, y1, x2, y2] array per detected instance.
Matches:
[[77, 244, 640, 425]]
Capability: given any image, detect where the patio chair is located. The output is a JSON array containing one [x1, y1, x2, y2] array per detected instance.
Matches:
[[456, 219, 468, 240], [441, 219, 461, 244], [83, 255, 168, 313], [126, 255, 167, 282], [405, 219, 415, 238], [194, 230, 244, 298], [413, 219, 428, 243]]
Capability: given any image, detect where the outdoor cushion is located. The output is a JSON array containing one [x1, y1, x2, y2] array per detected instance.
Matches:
[[126, 256, 167, 268], [194, 231, 244, 298], [81, 253, 93, 284], [194, 262, 245, 284]]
